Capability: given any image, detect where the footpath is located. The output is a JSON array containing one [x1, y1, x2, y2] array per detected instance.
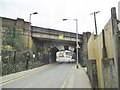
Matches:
[[63, 64, 92, 88]]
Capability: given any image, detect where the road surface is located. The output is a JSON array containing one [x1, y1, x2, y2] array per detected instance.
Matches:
[[2, 63, 91, 88]]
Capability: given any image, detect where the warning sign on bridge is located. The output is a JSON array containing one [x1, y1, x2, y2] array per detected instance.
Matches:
[[58, 34, 64, 40]]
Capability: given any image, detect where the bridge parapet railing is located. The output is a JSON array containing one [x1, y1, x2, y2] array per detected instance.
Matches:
[[32, 26, 82, 42]]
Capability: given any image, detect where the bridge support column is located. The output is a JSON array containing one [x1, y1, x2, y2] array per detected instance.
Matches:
[[80, 32, 91, 67]]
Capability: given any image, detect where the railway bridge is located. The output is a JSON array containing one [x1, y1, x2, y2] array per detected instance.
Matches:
[[1, 16, 91, 73], [31, 26, 90, 64]]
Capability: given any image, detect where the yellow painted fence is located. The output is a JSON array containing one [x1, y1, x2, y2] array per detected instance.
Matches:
[[88, 19, 114, 88]]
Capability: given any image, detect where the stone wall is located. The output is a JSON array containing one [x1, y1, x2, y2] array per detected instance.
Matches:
[[1, 17, 45, 75], [80, 32, 91, 67], [86, 59, 98, 88], [102, 58, 118, 88], [2, 51, 44, 75], [2, 17, 29, 31], [0, 17, 2, 76], [118, 36, 120, 88]]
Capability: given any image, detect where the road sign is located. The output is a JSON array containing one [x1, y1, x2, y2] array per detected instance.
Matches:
[[59, 34, 64, 40]]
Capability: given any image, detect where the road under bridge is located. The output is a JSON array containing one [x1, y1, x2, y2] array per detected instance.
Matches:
[[1, 63, 91, 88]]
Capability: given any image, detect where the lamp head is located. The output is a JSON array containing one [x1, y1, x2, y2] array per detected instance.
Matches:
[[95, 11, 100, 14], [90, 13, 93, 15], [63, 19, 67, 21], [33, 12, 38, 14]]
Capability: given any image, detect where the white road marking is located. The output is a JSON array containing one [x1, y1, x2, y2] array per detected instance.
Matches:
[[61, 65, 74, 88]]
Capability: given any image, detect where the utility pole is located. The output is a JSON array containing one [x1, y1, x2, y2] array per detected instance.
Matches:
[[90, 11, 100, 35]]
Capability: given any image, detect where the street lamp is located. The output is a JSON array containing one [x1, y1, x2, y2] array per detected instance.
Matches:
[[26, 12, 38, 70], [29, 12, 38, 24], [90, 11, 100, 35], [28, 12, 38, 50], [63, 19, 79, 69]]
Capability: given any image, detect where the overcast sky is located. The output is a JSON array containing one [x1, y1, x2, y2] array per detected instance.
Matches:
[[0, 0, 119, 34]]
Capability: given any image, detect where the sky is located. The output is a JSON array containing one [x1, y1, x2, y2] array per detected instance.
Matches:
[[0, 0, 119, 34]]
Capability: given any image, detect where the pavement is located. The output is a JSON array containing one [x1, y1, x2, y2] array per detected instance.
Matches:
[[67, 64, 91, 88]]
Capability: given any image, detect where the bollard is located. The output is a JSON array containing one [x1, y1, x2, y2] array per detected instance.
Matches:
[[76, 64, 79, 69]]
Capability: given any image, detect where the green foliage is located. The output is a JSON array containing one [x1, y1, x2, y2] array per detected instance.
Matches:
[[2, 45, 13, 51], [2, 27, 14, 46], [2, 27, 27, 52]]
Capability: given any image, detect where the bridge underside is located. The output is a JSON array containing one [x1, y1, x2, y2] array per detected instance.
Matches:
[[32, 37, 82, 64]]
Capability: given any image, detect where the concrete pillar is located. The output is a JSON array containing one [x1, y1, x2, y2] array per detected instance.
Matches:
[[0, 17, 2, 62], [111, 7, 120, 88], [113, 34, 120, 88], [81, 32, 91, 67], [111, 7, 119, 34], [0, 16, 2, 90], [118, 36, 120, 88]]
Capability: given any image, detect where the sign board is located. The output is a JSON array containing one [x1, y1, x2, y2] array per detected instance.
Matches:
[[58, 34, 64, 40]]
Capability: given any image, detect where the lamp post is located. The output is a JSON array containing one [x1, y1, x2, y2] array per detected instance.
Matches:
[[26, 12, 38, 70], [28, 12, 38, 50], [90, 11, 100, 35], [63, 19, 79, 69]]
